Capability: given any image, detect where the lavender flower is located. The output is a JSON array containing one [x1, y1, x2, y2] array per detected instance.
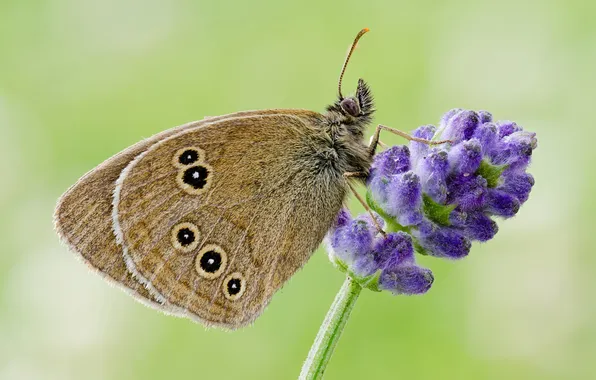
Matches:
[[327, 212, 433, 295], [327, 109, 537, 295]]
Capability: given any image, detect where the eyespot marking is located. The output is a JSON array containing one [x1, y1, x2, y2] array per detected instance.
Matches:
[[195, 245, 227, 279], [171, 222, 200, 252], [173, 147, 204, 168], [223, 272, 246, 300], [176, 164, 212, 195]]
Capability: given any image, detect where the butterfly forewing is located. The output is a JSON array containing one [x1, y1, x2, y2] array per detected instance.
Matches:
[[113, 112, 347, 328], [54, 110, 298, 313]]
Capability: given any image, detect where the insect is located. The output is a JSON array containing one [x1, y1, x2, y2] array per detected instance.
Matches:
[[54, 29, 443, 329]]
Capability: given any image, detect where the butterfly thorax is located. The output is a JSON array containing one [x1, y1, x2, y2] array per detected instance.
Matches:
[[321, 79, 375, 176]]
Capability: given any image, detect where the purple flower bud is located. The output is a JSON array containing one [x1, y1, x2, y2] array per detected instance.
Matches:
[[449, 208, 468, 226], [448, 139, 482, 175], [497, 121, 521, 138], [352, 252, 377, 277], [368, 174, 390, 207], [385, 171, 424, 226], [416, 221, 471, 259], [485, 189, 521, 218], [478, 110, 493, 124], [440, 109, 480, 143], [449, 209, 498, 241], [418, 149, 449, 203], [473, 122, 499, 156], [499, 171, 535, 203], [446, 174, 488, 211], [357, 212, 386, 232], [490, 131, 537, 170], [463, 212, 498, 242], [372, 232, 415, 270], [413, 124, 438, 140], [371, 145, 411, 177], [329, 217, 375, 264], [416, 218, 435, 235], [409, 124, 437, 166], [379, 266, 434, 295], [440, 108, 463, 127], [507, 131, 537, 157]]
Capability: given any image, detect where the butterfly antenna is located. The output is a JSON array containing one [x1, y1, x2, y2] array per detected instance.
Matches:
[[338, 28, 370, 99]]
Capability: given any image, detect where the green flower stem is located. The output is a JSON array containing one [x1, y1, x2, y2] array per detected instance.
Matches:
[[299, 276, 362, 380]]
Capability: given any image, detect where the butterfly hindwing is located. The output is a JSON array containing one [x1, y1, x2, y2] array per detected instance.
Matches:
[[113, 112, 347, 328]]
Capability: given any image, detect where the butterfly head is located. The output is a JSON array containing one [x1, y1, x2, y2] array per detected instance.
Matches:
[[326, 79, 375, 130]]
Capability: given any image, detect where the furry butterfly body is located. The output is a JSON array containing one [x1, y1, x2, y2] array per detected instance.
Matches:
[[55, 81, 376, 328]]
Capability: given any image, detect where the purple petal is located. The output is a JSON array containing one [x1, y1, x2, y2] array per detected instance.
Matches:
[[371, 145, 411, 177], [379, 266, 434, 295], [496, 121, 522, 138], [439, 108, 464, 128], [355, 212, 385, 233], [440, 109, 480, 143], [368, 174, 390, 209], [416, 223, 471, 259], [485, 189, 521, 218], [448, 139, 483, 175], [478, 110, 493, 124], [418, 149, 449, 203], [498, 171, 535, 203], [372, 232, 414, 270], [490, 131, 537, 170], [330, 218, 375, 263], [463, 212, 499, 242], [505, 131, 538, 157], [385, 171, 424, 226], [352, 253, 378, 277], [409, 124, 437, 166], [472, 122, 499, 156], [413, 124, 438, 140], [446, 174, 488, 211]]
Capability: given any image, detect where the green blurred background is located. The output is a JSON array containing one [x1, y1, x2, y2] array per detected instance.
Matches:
[[2, 0, 595, 379]]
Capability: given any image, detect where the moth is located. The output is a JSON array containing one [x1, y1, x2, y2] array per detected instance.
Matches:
[[54, 29, 435, 329]]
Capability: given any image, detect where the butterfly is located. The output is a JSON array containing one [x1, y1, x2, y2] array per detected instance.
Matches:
[[54, 28, 425, 329]]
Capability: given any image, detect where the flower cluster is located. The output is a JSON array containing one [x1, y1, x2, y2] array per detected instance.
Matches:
[[327, 109, 537, 295]]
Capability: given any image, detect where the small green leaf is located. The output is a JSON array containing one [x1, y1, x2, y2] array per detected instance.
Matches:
[[476, 159, 508, 188], [333, 257, 383, 292], [422, 193, 456, 226], [365, 189, 384, 216], [413, 239, 428, 255], [360, 270, 382, 292], [333, 257, 349, 273], [348, 270, 382, 292]]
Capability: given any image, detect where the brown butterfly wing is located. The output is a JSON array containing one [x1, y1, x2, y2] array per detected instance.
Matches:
[[54, 110, 297, 311], [113, 112, 347, 328]]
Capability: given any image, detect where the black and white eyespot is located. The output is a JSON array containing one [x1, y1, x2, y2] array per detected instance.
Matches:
[[223, 272, 246, 301], [195, 244, 228, 279], [173, 147, 205, 168], [176, 163, 213, 195], [171, 222, 200, 252]]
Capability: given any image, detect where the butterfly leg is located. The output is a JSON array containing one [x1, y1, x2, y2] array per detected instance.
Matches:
[[344, 173, 386, 237], [368, 124, 452, 155], [376, 139, 389, 149]]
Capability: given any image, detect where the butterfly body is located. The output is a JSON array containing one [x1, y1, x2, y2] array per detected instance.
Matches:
[[55, 78, 376, 328]]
